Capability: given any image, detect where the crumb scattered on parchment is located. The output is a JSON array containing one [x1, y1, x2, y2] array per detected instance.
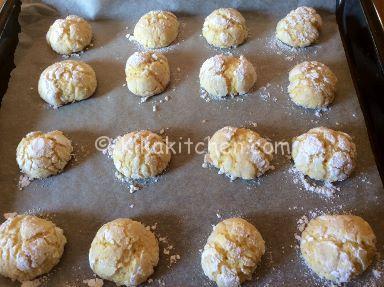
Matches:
[[18, 174, 31, 190], [129, 183, 141, 194], [157, 235, 181, 268], [289, 167, 339, 197], [293, 215, 309, 245], [21, 276, 48, 287], [83, 278, 104, 287], [21, 280, 41, 287]]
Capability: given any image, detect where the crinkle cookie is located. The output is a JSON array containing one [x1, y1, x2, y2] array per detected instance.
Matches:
[[199, 54, 256, 98], [133, 10, 179, 48], [112, 130, 171, 179], [276, 6, 322, 47], [46, 15, 92, 55], [202, 8, 247, 48], [16, 131, 73, 179], [89, 218, 159, 286], [205, 127, 273, 180], [125, 51, 170, 97], [0, 214, 66, 282], [38, 60, 97, 108], [288, 61, 337, 109], [300, 215, 376, 283], [292, 127, 356, 182], [201, 218, 265, 287]]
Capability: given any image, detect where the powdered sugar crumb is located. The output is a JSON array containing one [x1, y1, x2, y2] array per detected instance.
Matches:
[[289, 167, 339, 197], [83, 278, 104, 287], [18, 174, 31, 190]]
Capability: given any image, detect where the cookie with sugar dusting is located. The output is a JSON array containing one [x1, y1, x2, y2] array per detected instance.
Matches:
[[16, 131, 73, 179], [38, 60, 97, 108], [202, 8, 248, 48], [89, 218, 159, 286], [112, 130, 171, 179], [205, 126, 273, 180], [288, 61, 337, 109], [292, 127, 356, 182], [133, 10, 179, 48], [125, 51, 170, 97], [199, 54, 256, 98], [201, 218, 265, 287], [300, 214, 376, 283], [276, 6, 322, 47], [46, 15, 92, 55], [0, 214, 66, 282]]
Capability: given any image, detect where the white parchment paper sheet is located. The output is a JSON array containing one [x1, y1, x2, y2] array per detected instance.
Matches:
[[0, 0, 383, 286]]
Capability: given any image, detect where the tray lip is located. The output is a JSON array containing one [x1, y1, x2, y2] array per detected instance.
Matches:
[[336, 0, 384, 184]]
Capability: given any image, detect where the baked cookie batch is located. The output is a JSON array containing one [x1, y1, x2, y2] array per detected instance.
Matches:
[[0, 6, 377, 287]]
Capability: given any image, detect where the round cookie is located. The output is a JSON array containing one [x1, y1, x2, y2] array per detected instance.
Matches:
[[199, 54, 256, 98], [205, 127, 273, 180], [38, 60, 97, 108], [201, 218, 265, 287], [46, 15, 92, 55], [288, 61, 337, 109], [125, 51, 170, 97], [112, 130, 171, 179], [276, 6, 322, 48], [0, 214, 66, 282], [300, 215, 376, 283], [89, 218, 159, 286], [292, 127, 356, 182], [16, 131, 73, 179], [133, 10, 179, 48], [202, 8, 247, 48]]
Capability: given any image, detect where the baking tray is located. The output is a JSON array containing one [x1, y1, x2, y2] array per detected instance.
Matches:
[[0, 0, 384, 286]]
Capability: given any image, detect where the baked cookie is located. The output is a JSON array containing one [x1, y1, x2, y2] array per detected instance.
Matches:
[[38, 60, 97, 108], [125, 51, 170, 97], [301, 214, 376, 283], [0, 214, 66, 282], [112, 130, 171, 179], [16, 131, 73, 179], [133, 10, 179, 48], [205, 127, 273, 180], [89, 218, 159, 286], [46, 15, 92, 55], [288, 61, 337, 109], [202, 8, 247, 48], [199, 54, 256, 98], [292, 127, 356, 182], [276, 7, 322, 48], [201, 218, 265, 287]]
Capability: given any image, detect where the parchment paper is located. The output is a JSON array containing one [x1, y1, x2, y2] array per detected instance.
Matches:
[[0, 0, 383, 286]]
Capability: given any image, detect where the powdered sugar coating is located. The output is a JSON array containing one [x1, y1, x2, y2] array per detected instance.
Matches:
[[292, 127, 356, 182], [89, 218, 159, 286], [46, 15, 92, 55], [288, 61, 337, 109], [38, 60, 97, 108], [125, 51, 170, 97], [202, 8, 247, 48], [16, 131, 73, 179], [199, 54, 256, 98], [0, 214, 66, 282], [112, 130, 171, 179], [133, 11, 179, 48], [276, 6, 322, 48], [201, 218, 265, 287], [300, 215, 376, 283], [205, 126, 273, 180]]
